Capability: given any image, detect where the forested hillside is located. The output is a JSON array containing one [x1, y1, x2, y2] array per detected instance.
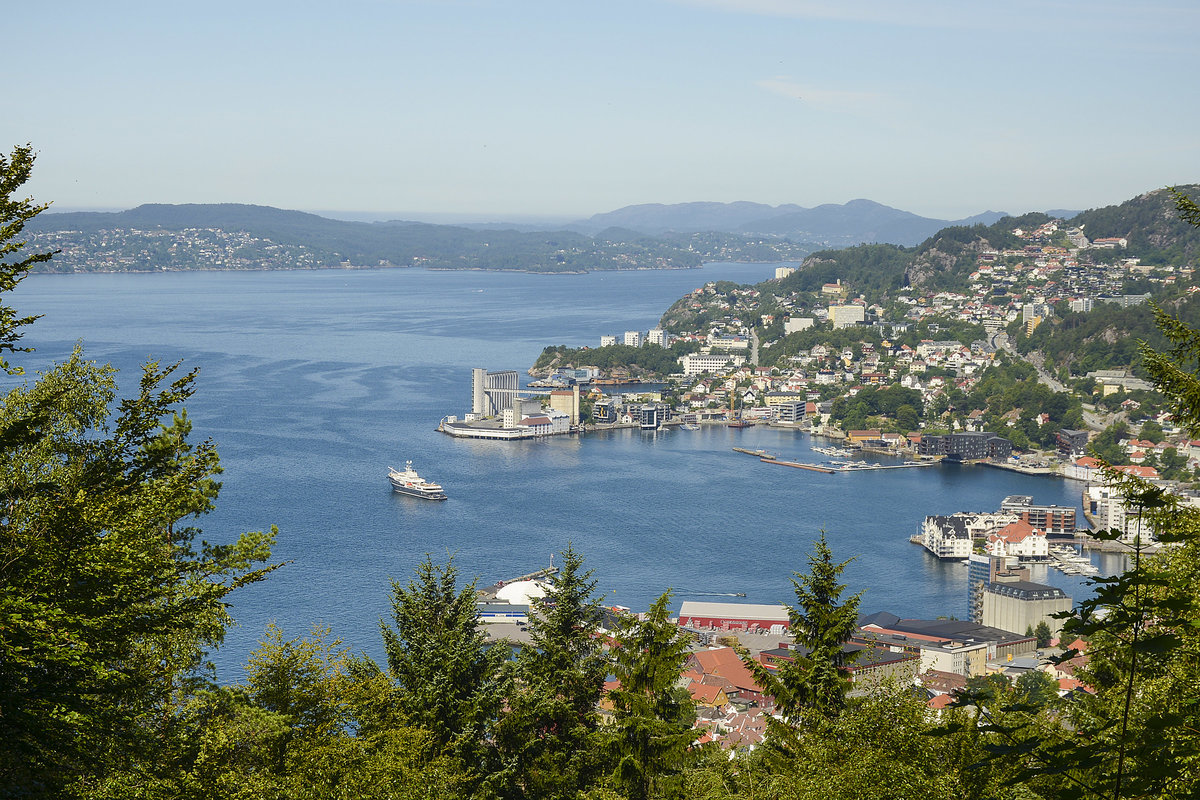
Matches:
[[25, 203, 816, 273]]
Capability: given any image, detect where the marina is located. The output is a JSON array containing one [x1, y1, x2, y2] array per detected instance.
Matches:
[[761, 457, 936, 474]]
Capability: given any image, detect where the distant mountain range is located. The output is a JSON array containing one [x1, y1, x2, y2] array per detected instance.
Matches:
[[38, 198, 1019, 250], [564, 199, 1013, 247]]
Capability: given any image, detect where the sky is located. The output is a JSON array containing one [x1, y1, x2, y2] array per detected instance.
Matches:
[[8, 0, 1199, 222]]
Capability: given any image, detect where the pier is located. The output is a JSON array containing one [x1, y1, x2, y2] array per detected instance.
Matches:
[[732, 447, 776, 459], [762, 459, 837, 473], [477, 566, 560, 600], [761, 458, 936, 474]]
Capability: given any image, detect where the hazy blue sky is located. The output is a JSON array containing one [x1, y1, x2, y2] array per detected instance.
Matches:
[[9, 0, 1198, 221]]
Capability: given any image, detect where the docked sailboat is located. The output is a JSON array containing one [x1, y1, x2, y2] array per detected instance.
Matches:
[[388, 461, 447, 500]]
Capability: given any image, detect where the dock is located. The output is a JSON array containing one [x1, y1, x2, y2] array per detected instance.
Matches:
[[732, 447, 777, 460], [762, 458, 935, 474], [477, 566, 560, 600], [763, 459, 837, 473]]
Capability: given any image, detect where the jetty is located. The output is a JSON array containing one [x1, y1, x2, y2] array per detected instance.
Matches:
[[763, 459, 837, 473], [732, 447, 777, 460], [762, 458, 935, 474]]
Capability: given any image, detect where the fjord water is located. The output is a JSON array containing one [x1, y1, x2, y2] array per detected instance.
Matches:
[[11, 266, 1111, 678]]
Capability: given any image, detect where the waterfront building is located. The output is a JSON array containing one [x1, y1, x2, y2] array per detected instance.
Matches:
[[440, 418, 535, 440], [1064, 456, 1102, 482], [982, 581, 1072, 637], [472, 368, 520, 416], [918, 432, 1012, 461], [1085, 484, 1159, 544], [921, 512, 1017, 560], [592, 397, 617, 424], [600, 335, 617, 347], [985, 520, 1050, 560], [773, 400, 806, 423], [774, 266, 796, 280], [639, 403, 670, 430], [857, 612, 1035, 676], [647, 328, 668, 346], [519, 408, 571, 436], [549, 386, 581, 425], [623, 330, 643, 347], [999, 495, 1076, 534], [677, 601, 790, 633]]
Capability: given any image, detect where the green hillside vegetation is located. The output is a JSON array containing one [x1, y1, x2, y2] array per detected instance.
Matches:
[[772, 243, 912, 303], [1015, 293, 1200, 377], [1072, 184, 1200, 264], [533, 341, 701, 377]]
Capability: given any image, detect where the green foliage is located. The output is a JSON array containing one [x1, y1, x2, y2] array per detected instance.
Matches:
[[0, 349, 280, 796], [1090, 422, 1131, 465], [493, 544, 608, 799], [830, 384, 924, 430], [777, 244, 912, 303], [379, 555, 506, 780], [766, 533, 861, 720], [1015, 295, 1200, 377], [0, 145, 53, 374], [606, 592, 697, 800], [1071, 184, 1200, 265], [534, 341, 698, 377]]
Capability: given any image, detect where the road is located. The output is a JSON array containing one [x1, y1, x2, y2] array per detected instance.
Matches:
[[992, 331, 1118, 431]]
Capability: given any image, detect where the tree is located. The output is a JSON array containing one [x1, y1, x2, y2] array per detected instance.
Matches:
[[0, 146, 281, 797], [606, 591, 697, 800], [379, 555, 506, 784], [1034, 620, 1052, 649], [493, 544, 608, 799], [742, 533, 862, 725]]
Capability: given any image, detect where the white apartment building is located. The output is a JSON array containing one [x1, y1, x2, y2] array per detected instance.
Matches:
[[679, 352, 747, 376], [784, 317, 815, 334], [623, 330, 643, 347], [600, 335, 617, 347], [647, 328, 668, 346], [829, 304, 866, 328]]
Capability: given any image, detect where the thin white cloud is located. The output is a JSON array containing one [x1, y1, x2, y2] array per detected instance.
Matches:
[[756, 77, 882, 113], [670, 0, 965, 27], [670, 0, 1199, 32]]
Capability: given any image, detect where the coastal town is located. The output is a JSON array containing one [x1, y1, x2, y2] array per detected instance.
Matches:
[[475, 553, 1088, 753], [440, 217, 1196, 555], [414, 215, 1200, 753]]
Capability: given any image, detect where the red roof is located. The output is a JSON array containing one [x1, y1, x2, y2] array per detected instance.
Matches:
[[690, 648, 764, 695], [990, 519, 1039, 543], [927, 693, 956, 710], [1112, 464, 1160, 479], [687, 681, 728, 704]]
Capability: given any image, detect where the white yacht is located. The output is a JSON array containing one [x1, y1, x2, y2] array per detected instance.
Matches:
[[388, 461, 447, 500]]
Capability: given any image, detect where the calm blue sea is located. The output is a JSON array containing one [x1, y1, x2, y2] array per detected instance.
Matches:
[[8, 265, 1119, 679]]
